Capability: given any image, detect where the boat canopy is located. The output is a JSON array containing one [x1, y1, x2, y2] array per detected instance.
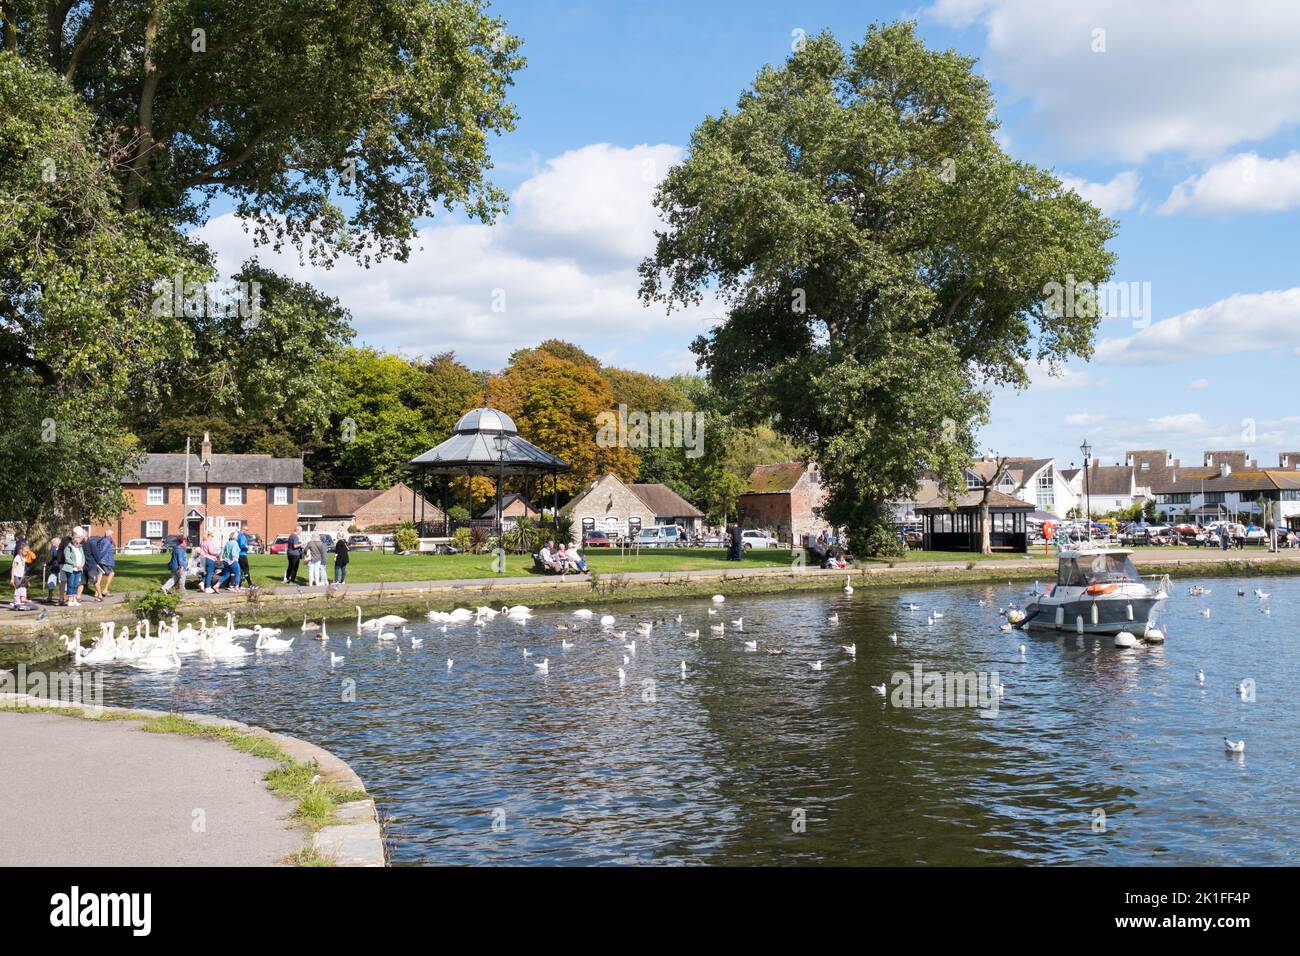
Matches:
[[1056, 550, 1142, 587]]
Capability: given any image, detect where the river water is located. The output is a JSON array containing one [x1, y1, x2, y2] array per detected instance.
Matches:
[[68, 575, 1298, 865]]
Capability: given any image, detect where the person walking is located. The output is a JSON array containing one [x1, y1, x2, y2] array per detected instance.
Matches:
[[162, 535, 187, 593], [61, 528, 87, 607], [199, 532, 221, 592], [44, 535, 62, 604], [305, 532, 326, 587], [236, 526, 251, 588], [332, 534, 350, 584], [213, 531, 242, 591], [283, 526, 303, 584], [90, 529, 116, 601]]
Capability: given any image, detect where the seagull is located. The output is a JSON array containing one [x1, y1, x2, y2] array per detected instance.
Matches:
[[810, 660, 823, 671], [1238, 681, 1250, 699], [927, 615, 935, 626], [870, 683, 887, 696], [533, 659, 549, 675], [675, 614, 683, 624], [561, 639, 574, 650], [446, 658, 454, 671], [624, 640, 636, 655], [904, 603, 919, 611], [731, 618, 743, 629], [932, 611, 944, 619], [1255, 589, 1270, 600], [636, 622, 654, 636], [743, 640, 757, 651], [707, 608, 718, 616], [329, 652, 344, 667], [842, 644, 856, 657], [623, 655, 630, 666], [522, 648, 531, 658], [684, 629, 700, 639], [827, 613, 839, 625], [410, 638, 423, 649], [1197, 668, 1205, 685], [844, 577, 854, 594], [1000, 622, 1013, 632], [889, 632, 898, 644], [1224, 738, 1245, 753]]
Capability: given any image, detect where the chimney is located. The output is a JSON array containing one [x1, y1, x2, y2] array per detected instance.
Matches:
[[200, 430, 212, 464], [1219, 463, 1231, 478]]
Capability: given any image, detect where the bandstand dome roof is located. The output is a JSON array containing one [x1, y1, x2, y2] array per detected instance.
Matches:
[[454, 407, 517, 435], [407, 405, 570, 477]]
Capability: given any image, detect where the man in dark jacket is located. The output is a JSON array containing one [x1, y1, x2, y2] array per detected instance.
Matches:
[[163, 536, 187, 593], [728, 524, 744, 561], [44, 535, 62, 604], [333, 535, 350, 584], [90, 530, 116, 600], [284, 526, 303, 584]]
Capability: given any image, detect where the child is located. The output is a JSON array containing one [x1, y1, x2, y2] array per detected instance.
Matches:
[[10, 546, 31, 609]]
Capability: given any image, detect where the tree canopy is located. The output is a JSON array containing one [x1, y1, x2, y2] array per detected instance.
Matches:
[[640, 23, 1116, 552]]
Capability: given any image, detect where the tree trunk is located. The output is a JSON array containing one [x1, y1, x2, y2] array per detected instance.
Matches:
[[979, 496, 992, 555]]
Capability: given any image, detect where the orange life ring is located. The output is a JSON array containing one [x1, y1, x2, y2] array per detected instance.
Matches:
[[1085, 583, 1118, 596]]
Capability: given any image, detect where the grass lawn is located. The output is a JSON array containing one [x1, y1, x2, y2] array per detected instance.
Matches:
[[0, 547, 802, 597]]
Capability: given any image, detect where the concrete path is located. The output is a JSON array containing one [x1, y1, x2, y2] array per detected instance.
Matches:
[[0, 711, 302, 866]]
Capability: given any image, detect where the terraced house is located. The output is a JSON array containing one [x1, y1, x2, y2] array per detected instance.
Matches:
[[92, 433, 303, 546], [1149, 450, 1300, 529]]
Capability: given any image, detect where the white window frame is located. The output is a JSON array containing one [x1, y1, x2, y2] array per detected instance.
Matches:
[[188, 486, 203, 505], [145, 520, 163, 538], [147, 486, 164, 506], [273, 486, 288, 505], [224, 486, 242, 506]]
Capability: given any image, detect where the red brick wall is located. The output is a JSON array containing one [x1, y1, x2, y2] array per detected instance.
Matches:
[[91, 484, 299, 545], [737, 493, 793, 539]]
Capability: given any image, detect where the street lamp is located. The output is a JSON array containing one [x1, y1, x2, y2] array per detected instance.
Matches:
[[493, 433, 508, 568], [202, 458, 211, 540], [1079, 440, 1092, 542]]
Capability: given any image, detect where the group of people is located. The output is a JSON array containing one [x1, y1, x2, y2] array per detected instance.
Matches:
[[5, 527, 117, 609], [537, 539, 587, 574], [281, 526, 351, 586], [808, 530, 848, 569]]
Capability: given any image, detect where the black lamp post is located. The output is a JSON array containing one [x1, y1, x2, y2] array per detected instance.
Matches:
[[493, 433, 507, 569], [202, 459, 211, 540], [1080, 440, 1092, 541]]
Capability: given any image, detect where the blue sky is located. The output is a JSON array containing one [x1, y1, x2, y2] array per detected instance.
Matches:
[[199, 0, 1300, 471]]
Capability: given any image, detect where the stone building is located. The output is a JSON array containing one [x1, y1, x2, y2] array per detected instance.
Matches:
[[564, 473, 704, 541], [736, 461, 832, 545]]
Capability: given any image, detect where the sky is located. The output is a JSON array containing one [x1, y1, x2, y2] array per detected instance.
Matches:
[[196, 0, 1300, 471]]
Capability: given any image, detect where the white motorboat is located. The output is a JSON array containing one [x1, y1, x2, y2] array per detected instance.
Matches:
[[1017, 546, 1169, 636]]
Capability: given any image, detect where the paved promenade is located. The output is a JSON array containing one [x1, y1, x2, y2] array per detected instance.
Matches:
[[0, 709, 303, 866]]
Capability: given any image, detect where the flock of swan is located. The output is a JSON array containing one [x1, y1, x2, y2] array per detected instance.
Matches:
[[59, 576, 1272, 756]]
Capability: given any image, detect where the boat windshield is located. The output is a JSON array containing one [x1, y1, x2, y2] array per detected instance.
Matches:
[[1058, 553, 1141, 586]]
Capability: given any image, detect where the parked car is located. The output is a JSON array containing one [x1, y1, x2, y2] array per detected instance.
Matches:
[[315, 532, 335, 551], [269, 534, 291, 555], [121, 538, 157, 555], [347, 534, 373, 552], [693, 531, 726, 548], [379, 534, 396, 551], [740, 529, 779, 550], [582, 530, 612, 548], [634, 525, 685, 548], [243, 532, 263, 554]]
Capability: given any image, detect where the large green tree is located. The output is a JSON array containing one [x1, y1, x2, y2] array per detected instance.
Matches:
[[640, 23, 1116, 553]]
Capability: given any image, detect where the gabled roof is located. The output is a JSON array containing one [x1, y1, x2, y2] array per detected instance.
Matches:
[[743, 461, 808, 494], [1080, 462, 1135, 497], [299, 488, 384, 518], [479, 493, 540, 519], [629, 483, 704, 517], [965, 456, 1051, 492], [127, 453, 302, 485]]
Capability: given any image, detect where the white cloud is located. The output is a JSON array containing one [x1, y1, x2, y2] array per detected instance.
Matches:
[[1160, 151, 1300, 215], [1065, 413, 1107, 426], [193, 143, 717, 373], [1058, 170, 1139, 215], [1188, 377, 1210, 390], [1023, 361, 1100, 389], [926, 0, 1300, 162], [1095, 287, 1300, 364]]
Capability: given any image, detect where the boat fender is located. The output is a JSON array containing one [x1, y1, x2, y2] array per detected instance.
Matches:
[[1144, 627, 1165, 644], [1114, 631, 1139, 648], [1007, 609, 1026, 625]]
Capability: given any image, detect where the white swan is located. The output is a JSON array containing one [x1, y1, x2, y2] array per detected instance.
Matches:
[[810, 660, 823, 671], [561, 639, 574, 650], [844, 577, 853, 594], [533, 659, 549, 675], [256, 629, 295, 651], [572, 609, 594, 619], [617, 667, 626, 684], [684, 629, 700, 639], [600, 614, 616, 627], [827, 613, 839, 625], [330, 652, 345, 667], [711, 594, 725, 603], [743, 640, 757, 651], [842, 644, 856, 657], [301, 616, 320, 633]]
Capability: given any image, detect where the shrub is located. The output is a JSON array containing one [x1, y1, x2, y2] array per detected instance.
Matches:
[[451, 527, 472, 552], [132, 588, 181, 623], [395, 522, 419, 553], [448, 505, 471, 523]]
